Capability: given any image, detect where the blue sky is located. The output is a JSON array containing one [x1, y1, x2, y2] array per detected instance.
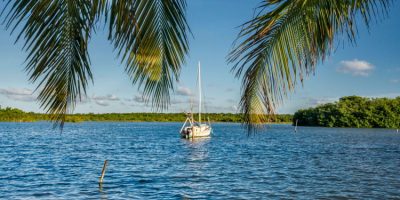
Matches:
[[0, 1, 399, 114]]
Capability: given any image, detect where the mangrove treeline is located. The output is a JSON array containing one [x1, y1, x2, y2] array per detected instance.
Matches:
[[293, 96, 400, 128], [0, 107, 292, 123]]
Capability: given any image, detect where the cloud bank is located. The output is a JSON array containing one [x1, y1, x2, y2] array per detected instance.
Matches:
[[0, 88, 36, 102]]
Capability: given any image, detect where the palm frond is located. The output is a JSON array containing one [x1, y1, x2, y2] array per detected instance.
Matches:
[[2, 0, 101, 127], [109, 0, 190, 110], [228, 0, 391, 132]]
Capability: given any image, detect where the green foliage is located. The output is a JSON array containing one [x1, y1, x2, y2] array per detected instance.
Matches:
[[0, 107, 292, 124], [0, 107, 47, 122], [293, 96, 400, 128]]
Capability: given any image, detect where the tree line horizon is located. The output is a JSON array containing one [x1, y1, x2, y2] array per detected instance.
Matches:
[[0, 106, 292, 124], [2, 95, 400, 129]]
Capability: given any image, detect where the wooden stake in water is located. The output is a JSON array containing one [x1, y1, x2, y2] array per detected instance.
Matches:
[[99, 160, 108, 184], [294, 119, 298, 133]]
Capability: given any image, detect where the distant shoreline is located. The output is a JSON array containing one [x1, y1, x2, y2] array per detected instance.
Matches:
[[0, 120, 292, 125], [0, 107, 293, 124]]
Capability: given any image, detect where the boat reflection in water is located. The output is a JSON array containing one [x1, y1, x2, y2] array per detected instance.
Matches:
[[178, 136, 211, 198]]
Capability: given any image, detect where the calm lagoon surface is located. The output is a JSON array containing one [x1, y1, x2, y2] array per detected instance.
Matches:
[[0, 122, 399, 199]]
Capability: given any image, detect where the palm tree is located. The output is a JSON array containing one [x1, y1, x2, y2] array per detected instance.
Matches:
[[0, 0, 392, 130], [228, 0, 391, 131]]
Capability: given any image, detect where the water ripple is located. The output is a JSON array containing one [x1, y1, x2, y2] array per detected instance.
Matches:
[[0, 122, 399, 199]]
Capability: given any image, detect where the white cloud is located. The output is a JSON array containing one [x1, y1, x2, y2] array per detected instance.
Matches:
[[95, 100, 109, 106], [0, 88, 36, 102], [123, 94, 152, 107], [108, 95, 119, 101], [133, 95, 145, 103], [390, 79, 399, 83], [0, 88, 32, 96], [132, 94, 149, 103], [9, 95, 36, 102], [337, 59, 374, 76], [91, 94, 120, 106], [92, 94, 120, 101], [176, 86, 192, 96]]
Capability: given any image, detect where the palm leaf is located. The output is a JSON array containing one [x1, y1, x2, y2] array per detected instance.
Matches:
[[228, 0, 391, 132], [108, 0, 190, 110], [1, 0, 189, 127], [1, 0, 104, 127]]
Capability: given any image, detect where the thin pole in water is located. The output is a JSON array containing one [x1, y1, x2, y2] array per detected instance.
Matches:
[[99, 160, 108, 184], [295, 119, 298, 133]]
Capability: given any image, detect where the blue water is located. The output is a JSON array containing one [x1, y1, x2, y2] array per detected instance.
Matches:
[[0, 122, 399, 199]]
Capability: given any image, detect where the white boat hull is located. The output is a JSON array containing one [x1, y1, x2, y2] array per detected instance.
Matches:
[[181, 124, 211, 138]]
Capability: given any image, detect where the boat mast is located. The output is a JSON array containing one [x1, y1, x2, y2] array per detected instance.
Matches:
[[198, 61, 201, 124]]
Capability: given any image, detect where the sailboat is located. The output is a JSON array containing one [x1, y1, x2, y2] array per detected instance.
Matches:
[[180, 61, 212, 139]]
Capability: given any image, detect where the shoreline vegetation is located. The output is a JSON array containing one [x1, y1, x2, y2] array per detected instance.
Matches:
[[293, 96, 400, 129], [2, 96, 399, 128], [0, 107, 292, 124]]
